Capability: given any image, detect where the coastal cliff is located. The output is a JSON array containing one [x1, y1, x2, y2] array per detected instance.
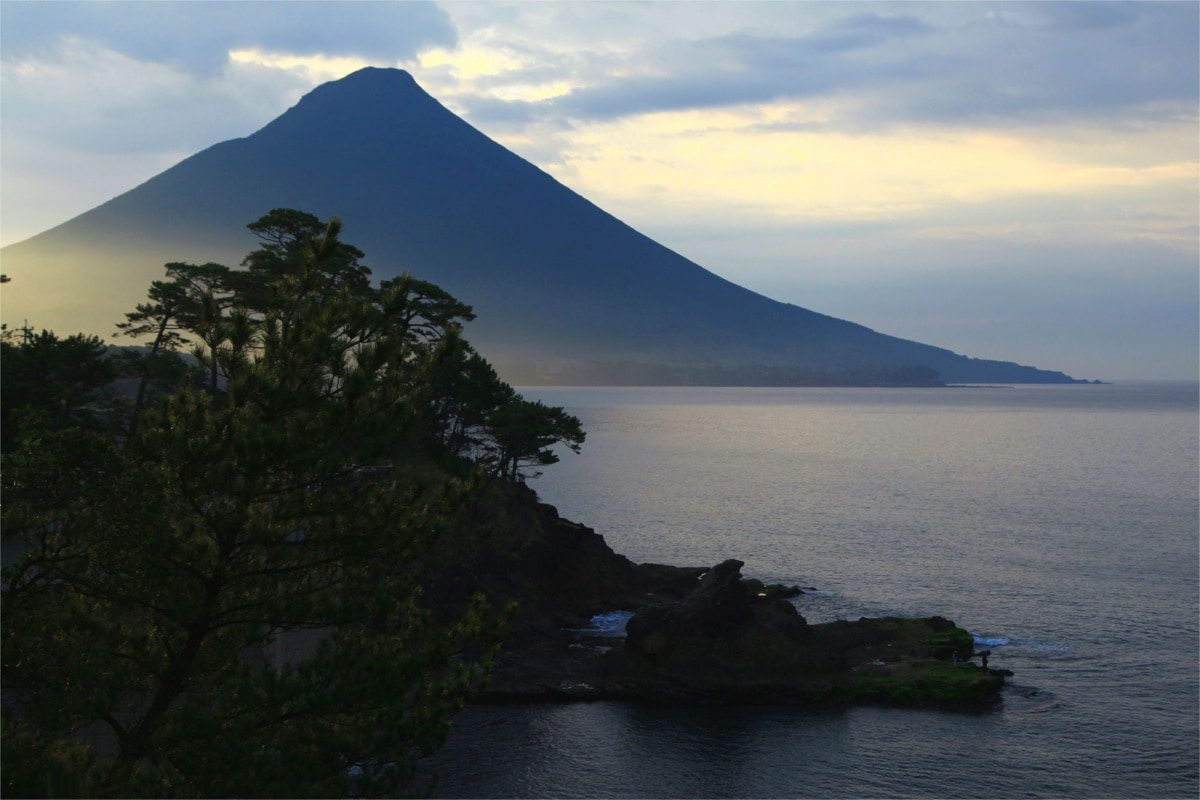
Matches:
[[427, 499, 1007, 710]]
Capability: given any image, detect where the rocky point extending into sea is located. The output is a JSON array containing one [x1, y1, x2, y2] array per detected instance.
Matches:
[[426, 501, 1008, 710]]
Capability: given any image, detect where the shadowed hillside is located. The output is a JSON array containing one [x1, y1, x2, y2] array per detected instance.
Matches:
[[0, 67, 1081, 385]]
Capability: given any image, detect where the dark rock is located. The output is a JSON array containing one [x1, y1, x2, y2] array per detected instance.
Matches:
[[759, 583, 804, 599], [427, 499, 1007, 710], [626, 559, 757, 650], [423, 497, 704, 636]]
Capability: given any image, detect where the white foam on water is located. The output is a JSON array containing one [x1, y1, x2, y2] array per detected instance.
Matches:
[[973, 634, 1012, 647], [585, 610, 635, 635], [973, 633, 1071, 652]]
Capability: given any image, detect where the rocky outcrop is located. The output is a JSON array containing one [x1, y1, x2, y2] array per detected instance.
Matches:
[[626, 558, 809, 646], [423, 499, 704, 635], [461, 512, 1009, 710]]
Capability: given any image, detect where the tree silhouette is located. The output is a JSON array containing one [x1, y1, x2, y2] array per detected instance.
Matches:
[[1, 210, 554, 798]]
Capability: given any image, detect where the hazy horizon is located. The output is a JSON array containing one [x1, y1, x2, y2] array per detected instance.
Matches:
[[2, 2, 1196, 380]]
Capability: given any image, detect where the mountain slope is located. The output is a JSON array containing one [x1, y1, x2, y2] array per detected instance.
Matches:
[[0, 67, 1080, 384]]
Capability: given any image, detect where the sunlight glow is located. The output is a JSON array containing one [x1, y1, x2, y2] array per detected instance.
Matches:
[[547, 105, 1198, 245], [418, 44, 574, 102], [228, 49, 374, 83], [418, 46, 521, 79]]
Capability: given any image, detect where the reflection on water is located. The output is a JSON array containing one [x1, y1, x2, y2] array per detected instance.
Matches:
[[425, 703, 861, 799]]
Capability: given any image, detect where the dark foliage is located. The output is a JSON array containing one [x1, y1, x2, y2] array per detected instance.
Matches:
[[1, 210, 583, 797]]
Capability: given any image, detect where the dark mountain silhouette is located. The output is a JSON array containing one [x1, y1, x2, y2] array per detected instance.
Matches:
[[1, 67, 1081, 385]]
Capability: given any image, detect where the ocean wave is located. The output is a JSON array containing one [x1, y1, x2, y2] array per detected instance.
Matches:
[[973, 635, 1012, 647], [973, 633, 1071, 652], [586, 610, 635, 635]]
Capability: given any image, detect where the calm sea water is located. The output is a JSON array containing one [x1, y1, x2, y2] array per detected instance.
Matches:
[[422, 383, 1199, 799]]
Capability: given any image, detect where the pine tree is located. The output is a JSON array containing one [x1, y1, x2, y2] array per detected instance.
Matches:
[[2, 211, 522, 798]]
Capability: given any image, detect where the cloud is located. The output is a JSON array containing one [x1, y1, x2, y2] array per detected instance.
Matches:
[[1030, 1, 1139, 32], [0, 1, 456, 76], [451, 2, 1196, 132], [0, 0, 456, 244], [0, 39, 308, 157], [0, 1, 461, 155], [455, 11, 936, 124], [877, 3, 1199, 128], [782, 11, 934, 56]]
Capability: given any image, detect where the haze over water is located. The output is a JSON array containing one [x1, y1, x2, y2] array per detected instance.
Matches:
[[423, 382, 1199, 798]]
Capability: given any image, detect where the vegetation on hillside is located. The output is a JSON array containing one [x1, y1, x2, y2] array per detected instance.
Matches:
[[1, 210, 584, 798]]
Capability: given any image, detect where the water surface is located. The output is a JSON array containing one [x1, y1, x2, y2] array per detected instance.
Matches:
[[423, 383, 1198, 798]]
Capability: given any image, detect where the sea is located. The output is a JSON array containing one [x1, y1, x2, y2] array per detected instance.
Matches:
[[421, 382, 1199, 799]]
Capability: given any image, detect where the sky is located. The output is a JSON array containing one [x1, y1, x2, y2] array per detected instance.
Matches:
[[1, 1, 1196, 381]]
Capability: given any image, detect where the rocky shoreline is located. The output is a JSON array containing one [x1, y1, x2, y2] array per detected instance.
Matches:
[[429, 501, 1008, 711]]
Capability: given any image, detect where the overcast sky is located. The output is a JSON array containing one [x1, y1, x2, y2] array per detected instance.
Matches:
[[1, 1, 1196, 380]]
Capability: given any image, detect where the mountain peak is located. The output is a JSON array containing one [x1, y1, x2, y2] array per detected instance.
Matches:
[[303, 67, 433, 108], [327, 66, 420, 92], [0, 70, 1082, 385], [262, 66, 449, 137]]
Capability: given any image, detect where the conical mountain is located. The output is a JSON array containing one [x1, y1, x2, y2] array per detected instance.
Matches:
[[1, 67, 1079, 384]]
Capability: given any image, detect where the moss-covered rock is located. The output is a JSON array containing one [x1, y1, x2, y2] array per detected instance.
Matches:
[[836, 661, 1006, 707]]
